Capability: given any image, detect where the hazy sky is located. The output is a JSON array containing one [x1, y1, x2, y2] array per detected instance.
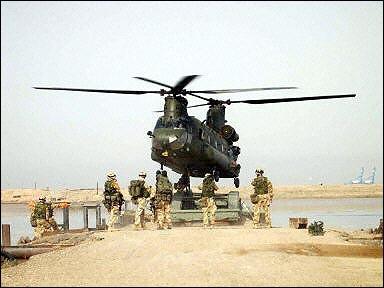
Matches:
[[1, 1, 383, 189]]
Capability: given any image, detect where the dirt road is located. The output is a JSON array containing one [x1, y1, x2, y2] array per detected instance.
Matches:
[[1, 221, 382, 287]]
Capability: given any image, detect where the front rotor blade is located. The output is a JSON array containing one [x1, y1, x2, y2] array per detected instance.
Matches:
[[229, 94, 356, 104], [173, 75, 200, 94], [33, 87, 161, 95], [187, 92, 211, 101], [133, 77, 173, 89], [189, 87, 297, 94]]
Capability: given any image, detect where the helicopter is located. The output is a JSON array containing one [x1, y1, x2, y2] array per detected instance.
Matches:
[[34, 75, 355, 194]]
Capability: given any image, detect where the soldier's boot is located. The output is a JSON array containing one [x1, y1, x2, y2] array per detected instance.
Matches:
[[167, 225, 172, 229], [253, 223, 261, 229], [133, 224, 140, 231]]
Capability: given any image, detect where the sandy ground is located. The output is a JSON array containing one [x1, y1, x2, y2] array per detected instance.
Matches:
[[1, 184, 383, 204], [1, 220, 383, 287]]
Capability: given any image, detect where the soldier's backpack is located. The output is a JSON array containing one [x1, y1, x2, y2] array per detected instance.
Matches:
[[129, 180, 146, 198], [252, 176, 269, 195], [104, 180, 118, 196], [202, 177, 216, 198], [157, 175, 173, 195], [30, 202, 47, 227], [308, 221, 325, 236]]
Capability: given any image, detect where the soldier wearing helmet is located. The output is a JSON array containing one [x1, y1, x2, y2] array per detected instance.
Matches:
[[130, 171, 151, 230], [103, 171, 124, 232], [30, 196, 59, 239], [198, 172, 218, 228], [154, 170, 173, 230], [251, 168, 273, 228]]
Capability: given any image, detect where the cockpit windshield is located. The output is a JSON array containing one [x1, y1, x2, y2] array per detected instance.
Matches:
[[155, 117, 188, 129]]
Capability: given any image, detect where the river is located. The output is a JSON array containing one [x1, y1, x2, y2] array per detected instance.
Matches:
[[1, 198, 382, 245]]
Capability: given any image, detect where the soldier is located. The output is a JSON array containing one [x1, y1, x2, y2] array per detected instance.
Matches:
[[30, 197, 59, 239], [198, 173, 218, 228], [103, 172, 124, 231], [150, 170, 162, 223], [155, 170, 173, 230], [250, 169, 273, 228], [129, 171, 151, 230]]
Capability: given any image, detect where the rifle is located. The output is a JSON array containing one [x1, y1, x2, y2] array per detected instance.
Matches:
[[149, 198, 157, 223]]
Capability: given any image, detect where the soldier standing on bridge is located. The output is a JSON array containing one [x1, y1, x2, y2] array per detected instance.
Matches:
[[155, 170, 173, 230], [250, 169, 273, 228], [198, 173, 218, 228]]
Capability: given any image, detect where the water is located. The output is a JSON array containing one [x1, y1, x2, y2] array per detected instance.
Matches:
[[244, 197, 383, 231], [1, 204, 110, 245], [1, 198, 383, 245]]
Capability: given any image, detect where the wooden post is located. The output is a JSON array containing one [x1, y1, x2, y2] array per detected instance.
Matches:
[[83, 207, 88, 229], [2, 224, 11, 246], [63, 207, 69, 231], [102, 218, 106, 230], [96, 205, 101, 229]]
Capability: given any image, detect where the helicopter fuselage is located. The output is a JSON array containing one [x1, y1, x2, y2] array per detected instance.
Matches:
[[149, 96, 241, 178]]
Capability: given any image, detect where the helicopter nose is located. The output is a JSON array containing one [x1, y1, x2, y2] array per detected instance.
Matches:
[[152, 128, 188, 150]]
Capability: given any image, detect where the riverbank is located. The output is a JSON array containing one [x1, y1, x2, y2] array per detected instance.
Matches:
[[1, 221, 382, 287], [1, 184, 382, 204]]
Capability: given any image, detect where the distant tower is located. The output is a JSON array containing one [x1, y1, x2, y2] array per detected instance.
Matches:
[[364, 167, 376, 184], [351, 167, 364, 184]]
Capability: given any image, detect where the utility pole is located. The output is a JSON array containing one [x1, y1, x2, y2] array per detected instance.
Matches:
[[96, 181, 98, 195]]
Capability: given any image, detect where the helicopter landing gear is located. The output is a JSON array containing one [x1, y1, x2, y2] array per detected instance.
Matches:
[[234, 177, 240, 188], [213, 169, 220, 182], [175, 173, 195, 210]]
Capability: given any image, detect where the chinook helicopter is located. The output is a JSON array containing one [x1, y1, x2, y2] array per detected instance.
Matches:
[[34, 75, 355, 193]]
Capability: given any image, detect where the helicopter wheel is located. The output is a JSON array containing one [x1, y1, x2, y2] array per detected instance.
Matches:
[[213, 170, 220, 182], [234, 177, 240, 188]]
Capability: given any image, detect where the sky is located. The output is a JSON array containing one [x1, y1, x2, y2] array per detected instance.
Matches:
[[1, 1, 383, 189]]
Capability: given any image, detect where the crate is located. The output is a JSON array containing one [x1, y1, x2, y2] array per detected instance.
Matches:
[[289, 217, 308, 229]]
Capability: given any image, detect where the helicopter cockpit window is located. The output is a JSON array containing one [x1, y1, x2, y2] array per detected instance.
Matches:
[[155, 118, 165, 129]]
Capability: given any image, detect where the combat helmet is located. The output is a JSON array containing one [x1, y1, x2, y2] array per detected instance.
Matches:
[[107, 172, 116, 178], [255, 169, 264, 175], [161, 170, 167, 177], [38, 196, 46, 202], [139, 171, 147, 177], [204, 173, 212, 178]]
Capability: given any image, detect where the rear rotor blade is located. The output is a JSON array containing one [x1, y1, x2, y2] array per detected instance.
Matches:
[[187, 92, 212, 102], [189, 86, 297, 94], [187, 103, 212, 109], [33, 87, 161, 95], [229, 94, 356, 104]]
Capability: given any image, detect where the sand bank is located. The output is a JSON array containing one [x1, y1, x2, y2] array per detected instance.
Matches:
[[1, 220, 382, 287]]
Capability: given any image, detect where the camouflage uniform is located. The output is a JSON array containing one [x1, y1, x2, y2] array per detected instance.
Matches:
[[155, 172, 173, 229], [198, 174, 218, 228], [30, 198, 58, 238], [251, 170, 273, 228], [133, 173, 151, 230], [103, 173, 124, 231]]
